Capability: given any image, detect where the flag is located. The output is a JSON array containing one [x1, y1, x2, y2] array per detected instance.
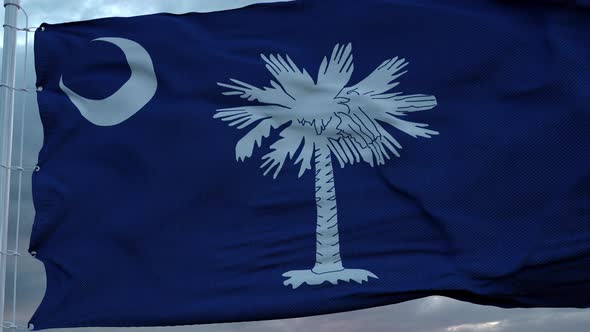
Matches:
[[29, 0, 590, 329]]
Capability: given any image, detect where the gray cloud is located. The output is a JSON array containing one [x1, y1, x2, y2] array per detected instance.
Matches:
[[1, 1, 588, 331]]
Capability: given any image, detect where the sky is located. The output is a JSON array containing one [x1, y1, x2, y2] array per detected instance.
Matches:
[[1, 1, 589, 331]]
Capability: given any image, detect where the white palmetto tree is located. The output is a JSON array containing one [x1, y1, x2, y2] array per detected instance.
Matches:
[[215, 43, 438, 289]]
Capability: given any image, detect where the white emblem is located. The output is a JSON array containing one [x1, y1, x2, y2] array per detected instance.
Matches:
[[60, 37, 157, 126], [216, 43, 439, 289]]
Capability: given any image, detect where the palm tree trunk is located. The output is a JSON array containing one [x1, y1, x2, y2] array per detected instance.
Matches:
[[311, 143, 344, 274]]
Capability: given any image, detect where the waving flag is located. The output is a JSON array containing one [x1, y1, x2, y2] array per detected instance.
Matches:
[[29, 0, 589, 330]]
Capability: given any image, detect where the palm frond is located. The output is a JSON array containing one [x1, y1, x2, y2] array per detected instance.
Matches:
[[328, 108, 403, 168], [328, 125, 402, 168], [260, 126, 314, 179], [349, 92, 438, 137], [335, 111, 381, 149], [215, 106, 291, 161], [215, 106, 271, 129], [260, 53, 315, 100], [234, 120, 275, 162], [328, 136, 366, 167], [316, 43, 354, 93], [217, 78, 294, 108], [331, 92, 436, 166], [344, 57, 408, 97], [379, 113, 439, 138], [372, 94, 438, 116]]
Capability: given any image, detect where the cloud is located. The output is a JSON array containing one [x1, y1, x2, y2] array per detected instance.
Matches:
[[1, 0, 294, 47], [416, 296, 450, 314], [446, 321, 504, 332]]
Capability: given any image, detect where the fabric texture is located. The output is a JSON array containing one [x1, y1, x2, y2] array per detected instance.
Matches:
[[30, 0, 589, 329]]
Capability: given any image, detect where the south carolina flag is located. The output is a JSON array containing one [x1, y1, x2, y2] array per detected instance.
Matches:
[[29, 0, 589, 329]]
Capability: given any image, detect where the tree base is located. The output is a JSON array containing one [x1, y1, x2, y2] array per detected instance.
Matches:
[[282, 268, 378, 289]]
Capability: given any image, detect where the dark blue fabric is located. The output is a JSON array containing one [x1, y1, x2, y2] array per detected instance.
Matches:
[[30, 0, 590, 329]]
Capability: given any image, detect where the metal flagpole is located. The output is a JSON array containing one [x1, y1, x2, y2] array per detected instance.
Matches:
[[0, 0, 20, 330]]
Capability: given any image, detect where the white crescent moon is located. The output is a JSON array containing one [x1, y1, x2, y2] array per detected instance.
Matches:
[[59, 37, 157, 126]]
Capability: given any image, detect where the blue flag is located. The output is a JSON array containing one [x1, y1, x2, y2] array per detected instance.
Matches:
[[30, 0, 589, 329]]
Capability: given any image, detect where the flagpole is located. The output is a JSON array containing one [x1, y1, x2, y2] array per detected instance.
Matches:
[[0, 0, 20, 330]]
